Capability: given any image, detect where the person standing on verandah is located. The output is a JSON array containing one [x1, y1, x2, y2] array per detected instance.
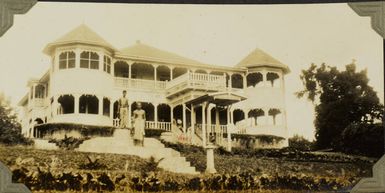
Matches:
[[133, 102, 146, 146], [118, 90, 129, 129]]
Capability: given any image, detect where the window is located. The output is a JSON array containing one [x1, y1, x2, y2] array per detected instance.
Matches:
[[80, 51, 99, 69], [103, 55, 111, 73], [59, 51, 75, 69]]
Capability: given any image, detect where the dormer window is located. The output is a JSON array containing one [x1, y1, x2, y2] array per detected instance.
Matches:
[[80, 51, 99, 69], [103, 55, 111, 73], [59, 51, 75, 69]]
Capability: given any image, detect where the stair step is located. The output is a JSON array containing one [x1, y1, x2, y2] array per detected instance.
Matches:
[[75, 129, 198, 175]]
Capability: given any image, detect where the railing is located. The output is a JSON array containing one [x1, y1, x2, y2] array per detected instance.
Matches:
[[113, 118, 120, 127], [166, 72, 227, 96], [166, 73, 189, 89], [188, 72, 226, 90], [145, 121, 172, 131], [113, 118, 172, 131], [114, 77, 167, 90]]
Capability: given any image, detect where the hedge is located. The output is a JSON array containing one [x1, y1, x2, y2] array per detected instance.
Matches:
[[341, 122, 384, 157], [11, 167, 358, 192], [35, 123, 116, 138]]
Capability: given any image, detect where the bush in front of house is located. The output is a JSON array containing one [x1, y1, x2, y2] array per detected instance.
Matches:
[[287, 135, 314, 151], [340, 122, 384, 157], [35, 123, 116, 138], [0, 93, 33, 146], [49, 136, 90, 150], [11, 166, 358, 192]]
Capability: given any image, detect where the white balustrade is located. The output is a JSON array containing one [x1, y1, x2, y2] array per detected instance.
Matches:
[[114, 77, 167, 90], [113, 118, 120, 127], [145, 121, 172, 131]]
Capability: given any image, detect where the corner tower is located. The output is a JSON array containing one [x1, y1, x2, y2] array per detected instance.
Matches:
[[233, 48, 290, 147]]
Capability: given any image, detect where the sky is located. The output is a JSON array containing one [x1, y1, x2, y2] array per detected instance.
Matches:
[[0, 2, 383, 140]]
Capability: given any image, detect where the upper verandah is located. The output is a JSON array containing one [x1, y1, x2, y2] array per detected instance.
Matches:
[[42, 24, 289, 74]]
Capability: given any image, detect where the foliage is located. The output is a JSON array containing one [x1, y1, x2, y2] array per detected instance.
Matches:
[[341, 122, 384, 157], [35, 123, 116, 138], [0, 93, 33, 145], [296, 63, 383, 150], [161, 140, 374, 176], [2, 144, 374, 192], [288, 135, 314, 151], [11, 166, 359, 192], [49, 136, 90, 150], [78, 155, 108, 170], [144, 129, 166, 138]]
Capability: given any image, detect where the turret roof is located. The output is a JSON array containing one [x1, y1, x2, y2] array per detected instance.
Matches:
[[43, 24, 115, 54], [236, 48, 290, 73]]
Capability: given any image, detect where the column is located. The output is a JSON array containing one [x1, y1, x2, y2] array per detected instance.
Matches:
[[98, 51, 104, 72], [170, 106, 174, 131], [111, 59, 115, 76], [170, 66, 174, 80], [263, 70, 268, 87], [154, 103, 158, 123], [264, 107, 269, 125], [226, 106, 232, 152], [75, 48, 81, 68], [128, 103, 132, 128], [128, 63, 132, 79], [202, 102, 207, 147], [207, 105, 212, 130], [153, 64, 158, 81], [182, 103, 186, 133], [98, 96, 103, 115], [228, 73, 233, 89], [32, 84, 36, 100], [109, 99, 113, 119], [74, 94, 80, 114], [191, 104, 195, 144], [215, 107, 220, 144], [54, 50, 60, 71], [242, 74, 247, 89], [205, 146, 217, 174]]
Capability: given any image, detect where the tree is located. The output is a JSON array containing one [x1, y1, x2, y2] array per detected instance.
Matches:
[[0, 92, 33, 145], [296, 62, 383, 150]]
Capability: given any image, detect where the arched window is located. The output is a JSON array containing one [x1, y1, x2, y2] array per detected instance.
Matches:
[[114, 61, 129, 78], [79, 95, 99, 114], [268, 108, 281, 125], [103, 55, 111, 74], [267, 72, 280, 87], [57, 95, 74, 114], [59, 51, 75, 69], [80, 51, 99, 69], [34, 85, 45, 98], [247, 72, 263, 87], [103, 97, 110, 116], [248, 108, 264, 125]]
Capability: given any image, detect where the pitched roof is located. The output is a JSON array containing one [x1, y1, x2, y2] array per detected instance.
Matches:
[[43, 24, 115, 54], [117, 41, 209, 67], [236, 48, 290, 74]]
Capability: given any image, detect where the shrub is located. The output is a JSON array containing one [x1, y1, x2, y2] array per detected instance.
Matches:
[[341, 122, 384, 157], [288, 135, 314, 151], [49, 136, 90, 150], [0, 93, 33, 146], [35, 123, 116, 138], [78, 155, 108, 170]]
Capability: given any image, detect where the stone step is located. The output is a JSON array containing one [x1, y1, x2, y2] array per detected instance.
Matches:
[[75, 130, 198, 175]]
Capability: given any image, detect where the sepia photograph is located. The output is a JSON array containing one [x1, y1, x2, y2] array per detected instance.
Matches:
[[0, 1, 384, 192]]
